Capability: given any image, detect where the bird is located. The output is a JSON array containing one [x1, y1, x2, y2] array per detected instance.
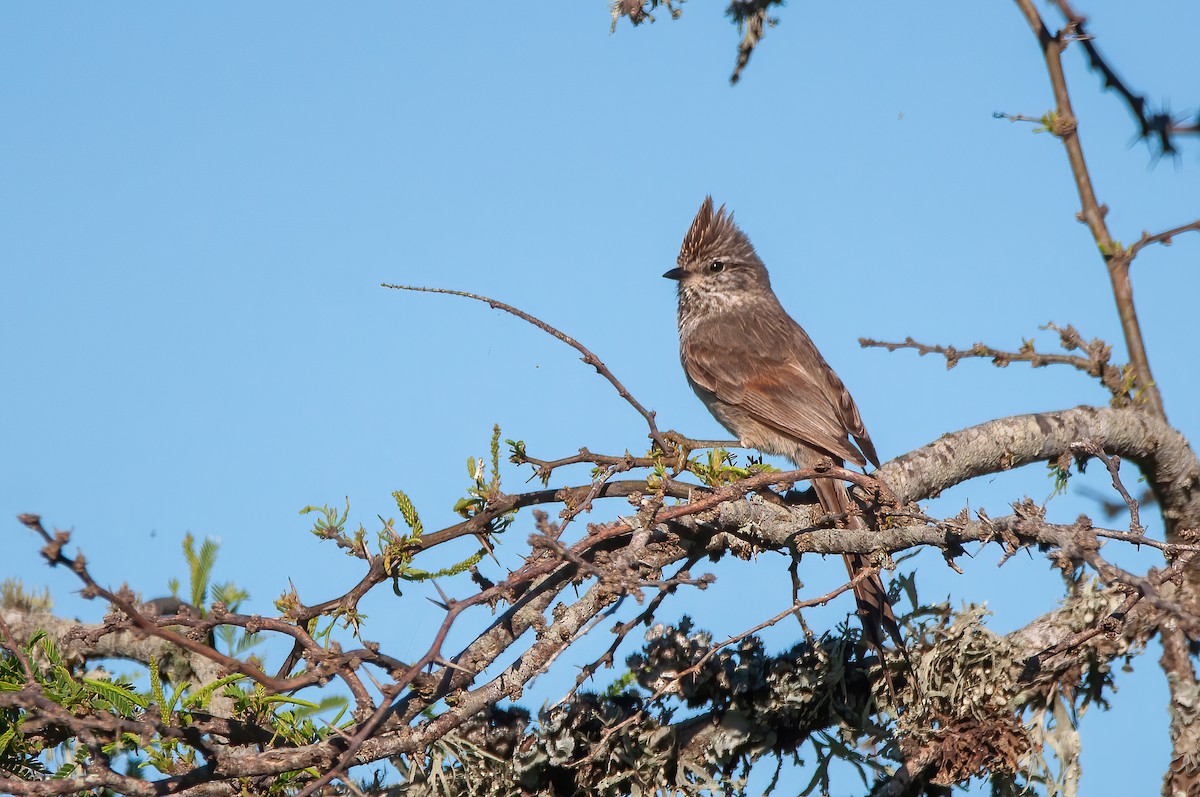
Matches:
[[664, 196, 904, 661]]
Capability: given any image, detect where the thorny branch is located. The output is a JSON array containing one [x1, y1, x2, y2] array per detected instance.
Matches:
[[5, 401, 1199, 794], [1048, 0, 1200, 154], [4, 4, 1199, 794], [568, 568, 883, 769], [1011, 0, 1164, 418], [381, 284, 672, 454], [860, 323, 1131, 403]]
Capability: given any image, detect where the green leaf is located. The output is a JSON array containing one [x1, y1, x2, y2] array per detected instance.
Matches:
[[263, 695, 319, 709], [0, 726, 14, 758], [182, 673, 246, 709], [489, 423, 502, 488], [392, 490, 424, 537], [181, 533, 218, 611], [50, 761, 77, 780], [148, 659, 169, 724], [300, 499, 351, 541], [402, 548, 486, 581], [453, 496, 482, 518], [82, 677, 149, 715]]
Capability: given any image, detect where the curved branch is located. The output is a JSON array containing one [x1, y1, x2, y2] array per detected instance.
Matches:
[[1127, 218, 1200, 263], [382, 284, 670, 452], [877, 406, 1200, 537]]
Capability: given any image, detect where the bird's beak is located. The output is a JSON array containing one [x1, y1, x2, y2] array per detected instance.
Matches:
[[662, 267, 686, 281]]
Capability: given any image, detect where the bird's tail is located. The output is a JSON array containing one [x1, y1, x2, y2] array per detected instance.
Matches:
[[811, 478, 907, 689]]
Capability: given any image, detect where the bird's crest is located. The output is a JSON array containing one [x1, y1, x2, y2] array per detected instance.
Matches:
[[677, 196, 757, 267]]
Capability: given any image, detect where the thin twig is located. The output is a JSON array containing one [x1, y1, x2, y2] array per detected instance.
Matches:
[[1127, 218, 1200, 262], [1048, 0, 1198, 154], [860, 325, 1127, 399], [18, 515, 291, 692], [1029, 549, 1197, 669], [992, 112, 1047, 125], [574, 569, 880, 767], [1010, 0, 1164, 417], [1071, 441, 1144, 535], [383, 284, 671, 452]]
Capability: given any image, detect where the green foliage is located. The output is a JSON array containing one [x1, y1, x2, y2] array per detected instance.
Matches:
[[150, 659, 171, 723], [489, 423, 503, 486], [211, 581, 262, 657], [302, 499, 349, 536], [644, 452, 669, 492], [225, 683, 348, 746], [300, 498, 369, 555], [602, 671, 636, 698], [455, 425, 516, 536], [309, 605, 369, 645], [0, 535, 352, 787], [393, 489, 425, 539], [83, 674, 150, 717], [385, 489, 489, 593], [644, 444, 780, 494], [0, 630, 146, 778], [689, 448, 778, 488], [1047, 459, 1072, 497], [173, 535, 264, 659], [1114, 364, 1139, 406], [380, 490, 423, 594], [798, 729, 886, 797], [382, 426, 512, 592], [402, 549, 487, 583], [181, 532, 218, 610], [304, 475, 496, 604], [0, 580, 52, 614]]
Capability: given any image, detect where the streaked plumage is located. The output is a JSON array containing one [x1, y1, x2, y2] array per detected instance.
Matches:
[[667, 196, 901, 657]]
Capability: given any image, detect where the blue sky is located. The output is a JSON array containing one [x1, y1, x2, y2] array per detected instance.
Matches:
[[2, 2, 1198, 793]]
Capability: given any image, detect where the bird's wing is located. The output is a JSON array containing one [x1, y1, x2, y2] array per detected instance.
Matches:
[[682, 310, 878, 468]]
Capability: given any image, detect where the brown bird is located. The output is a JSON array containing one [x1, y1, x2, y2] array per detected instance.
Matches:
[[664, 196, 903, 658]]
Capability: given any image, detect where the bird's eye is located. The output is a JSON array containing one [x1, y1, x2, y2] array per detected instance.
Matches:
[[708, 260, 725, 273]]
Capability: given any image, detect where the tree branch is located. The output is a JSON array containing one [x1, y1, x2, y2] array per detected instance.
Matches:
[[1010, 0, 1165, 417], [382, 284, 671, 453]]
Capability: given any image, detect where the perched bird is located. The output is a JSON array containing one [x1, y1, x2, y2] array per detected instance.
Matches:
[[664, 196, 903, 658]]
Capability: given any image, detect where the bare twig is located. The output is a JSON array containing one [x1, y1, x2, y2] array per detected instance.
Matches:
[[860, 325, 1128, 400], [682, 569, 879, 679], [1126, 218, 1200, 262], [575, 568, 883, 767], [383, 284, 671, 452], [1048, 0, 1199, 155], [1070, 441, 1144, 535], [993, 111, 1049, 125], [1010, 0, 1164, 417], [17, 514, 293, 692], [1028, 549, 1197, 668]]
